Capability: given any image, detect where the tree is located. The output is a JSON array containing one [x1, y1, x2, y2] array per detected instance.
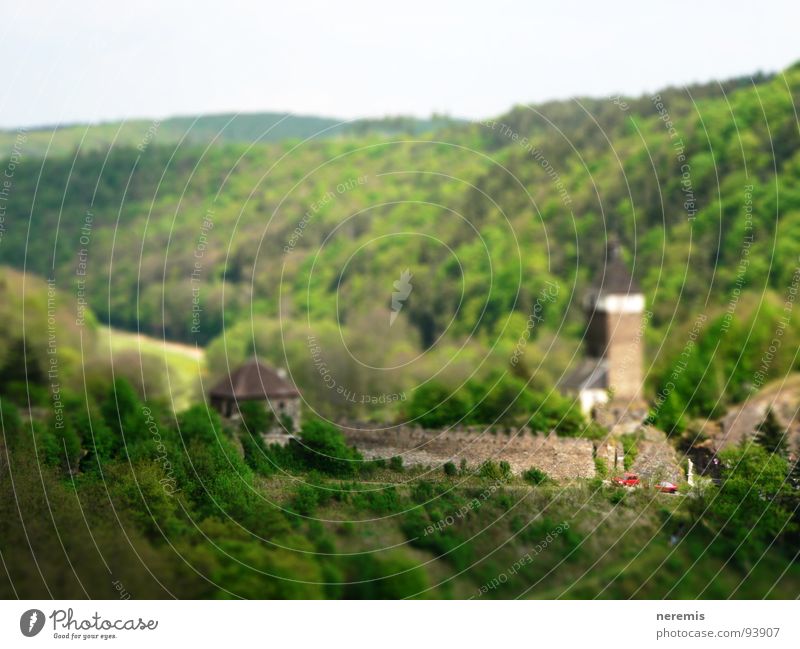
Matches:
[[406, 383, 468, 428], [0, 338, 46, 387], [703, 444, 795, 563], [75, 405, 116, 470], [0, 338, 48, 405], [239, 401, 274, 436], [754, 408, 787, 458], [467, 374, 534, 426], [102, 378, 140, 442], [45, 418, 82, 473], [648, 388, 686, 435], [177, 404, 223, 443], [0, 397, 22, 449]]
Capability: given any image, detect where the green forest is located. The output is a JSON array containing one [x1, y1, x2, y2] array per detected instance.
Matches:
[[2, 65, 800, 422], [1, 62, 800, 598]]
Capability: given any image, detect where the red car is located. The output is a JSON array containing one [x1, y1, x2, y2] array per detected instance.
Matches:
[[656, 481, 678, 494], [612, 473, 640, 487]]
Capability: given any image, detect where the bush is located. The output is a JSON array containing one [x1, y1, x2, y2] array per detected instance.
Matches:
[[478, 460, 506, 481], [239, 401, 275, 435], [621, 433, 641, 470], [344, 552, 429, 599], [177, 404, 223, 442], [522, 466, 550, 486], [291, 419, 361, 477], [443, 461, 457, 476], [291, 484, 319, 516], [241, 429, 276, 476], [466, 374, 535, 426], [406, 383, 468, 428], [528, 392, 587, 436], [389, 455, 404, 472], [594, 457, 609, 479], [704, 444, 796, 562], [352, 486, 401, 514], [407, 377, 589, 432]]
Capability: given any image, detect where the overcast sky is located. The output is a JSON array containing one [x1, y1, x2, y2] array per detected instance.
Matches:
[[1, 0, 798, 128]]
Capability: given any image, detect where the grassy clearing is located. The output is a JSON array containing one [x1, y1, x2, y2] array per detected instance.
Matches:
[[98, 326, 205, 411]]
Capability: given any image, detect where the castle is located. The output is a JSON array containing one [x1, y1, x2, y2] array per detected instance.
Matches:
[[561, 238, 646, 419]]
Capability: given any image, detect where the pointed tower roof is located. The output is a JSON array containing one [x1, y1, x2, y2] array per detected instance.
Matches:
[[591, 236, 640, 295], [209, 358, 299, 400]]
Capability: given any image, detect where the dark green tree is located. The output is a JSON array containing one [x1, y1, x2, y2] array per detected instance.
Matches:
[[0, 397, 22, 449], [0, 338, 46, 387], [239, 401, 274, 436], [707, 444, 795, 562], [177, 403, 223, 442], [102, 378, 140, 441], [406, 383, 468, 428], [754, 408, 787, 458]]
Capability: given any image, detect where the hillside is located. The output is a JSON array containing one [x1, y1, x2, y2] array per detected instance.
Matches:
[[0, 112, 463, 158], [3, 397, 798, 599], [2, 60, 800, 600], [0, 65, 799, 423]]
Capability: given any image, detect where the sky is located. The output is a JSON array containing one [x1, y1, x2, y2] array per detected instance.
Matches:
[[1, 0, 799, 128]]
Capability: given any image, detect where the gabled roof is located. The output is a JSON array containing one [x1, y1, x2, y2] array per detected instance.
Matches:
[[209, 358, 300, 400], [560, 358, 608, 392], [591, 237, 640, 296]]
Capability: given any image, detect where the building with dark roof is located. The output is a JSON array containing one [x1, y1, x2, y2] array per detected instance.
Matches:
[[209, 358, 301, 430], [561, 238, 645, 417]]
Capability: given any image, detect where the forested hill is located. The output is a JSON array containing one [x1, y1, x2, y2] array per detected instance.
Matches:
[[0, 112, 463, 158], [1, 63, 799, 422]]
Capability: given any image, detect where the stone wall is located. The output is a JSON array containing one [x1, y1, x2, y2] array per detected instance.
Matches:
[[339, 425, 597, 480]]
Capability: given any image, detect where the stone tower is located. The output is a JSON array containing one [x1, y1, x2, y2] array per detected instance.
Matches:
[[562, 238, 645, 417]]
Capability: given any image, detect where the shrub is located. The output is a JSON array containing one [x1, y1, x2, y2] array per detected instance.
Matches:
[[406, 383, 468, 428], [594, 457, 609, 479], [705, 444, 796, 562], [621, 433, 641, 470], [177, 404, 223, 442], [528, 391, 587, 436], [443, 461, 457, 476], [496, 490, 514, 510], [291, 484, 319, 516], [478, 460, 504, 481], [291, 419, 361, 477], [466, 374, 535, 426], [609, 489, 626, 505], [352, 486, 401, 514], [522, 466, 550, 486], [239, 401, 275, 435], [389, 455, 404, 472], [344, 552, 429, 599], [241, 429, 276, 476]]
